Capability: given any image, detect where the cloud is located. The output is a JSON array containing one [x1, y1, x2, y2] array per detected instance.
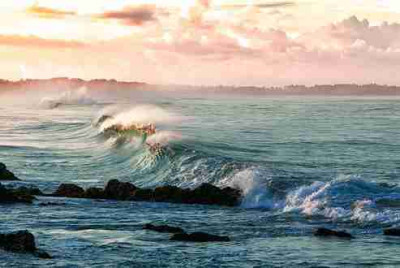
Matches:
[[128, 15, 400, 85], [26, 5, 76, 19], [299, 16, 400, 55], [0, 35, 85, 49], [2, 12, 400, 86], [97, 5, 157, 26], [220, 1, 295, 10]]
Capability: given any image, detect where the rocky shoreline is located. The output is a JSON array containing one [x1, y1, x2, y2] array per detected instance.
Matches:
[[52, 179, 242, 207], [1, 162, 400, 260]]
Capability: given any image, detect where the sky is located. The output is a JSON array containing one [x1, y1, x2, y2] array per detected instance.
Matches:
[[1, 0, 400, 86]]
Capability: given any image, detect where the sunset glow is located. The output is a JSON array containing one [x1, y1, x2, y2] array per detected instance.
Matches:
[[1, 0, 400, 85]]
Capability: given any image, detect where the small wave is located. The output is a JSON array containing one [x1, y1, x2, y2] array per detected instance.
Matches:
[[39, 87, 97, 108]]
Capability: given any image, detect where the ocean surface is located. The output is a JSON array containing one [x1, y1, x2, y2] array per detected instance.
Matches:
[[1, 88, 400, 267]]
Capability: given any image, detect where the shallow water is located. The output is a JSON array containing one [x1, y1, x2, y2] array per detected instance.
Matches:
[[1, 89, 400, 267]]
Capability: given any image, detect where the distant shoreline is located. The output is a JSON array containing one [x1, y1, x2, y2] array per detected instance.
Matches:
[[1, 77, 400, 95]]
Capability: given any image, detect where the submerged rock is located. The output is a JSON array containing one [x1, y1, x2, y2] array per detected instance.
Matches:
[[313, 228, 354, 239], [143, 223, 184, 234], [376, 198, 400, 208], [0, 162, 20, 181], [171, 232, 230, 242], [54, 183, 85, 198], [383, 228, 400, 236], [104, 179, 137, 200], [38, 202, 65, 207], [0, 230, 51, 259], [0, 184, 35, 204]]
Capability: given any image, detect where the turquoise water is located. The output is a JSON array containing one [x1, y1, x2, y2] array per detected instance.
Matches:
[[1, 89, 400, 267]]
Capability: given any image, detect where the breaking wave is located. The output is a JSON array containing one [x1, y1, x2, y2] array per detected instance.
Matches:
[[4, 101, 400, 228], [220, 168, 400, 225]]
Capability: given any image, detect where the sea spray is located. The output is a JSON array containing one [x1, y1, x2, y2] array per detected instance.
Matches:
[[219, 167, 284, 209], [99, 105, 184, 131], [40, 87, 96, 108]]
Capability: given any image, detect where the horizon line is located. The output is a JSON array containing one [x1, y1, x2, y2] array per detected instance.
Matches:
[[1, 77, 400, 89]]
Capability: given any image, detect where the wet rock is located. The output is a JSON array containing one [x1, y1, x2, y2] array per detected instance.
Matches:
[[54, 183, 85, 198], [104, 179, 137, 200], [14, 186, 42, 196], [313, 228, 354, 239], [51, 180, 243, 207], [143, 223, 184, 234], [0, 184, 35, 204], [0, 162, 20, 181], [131, 188, 154, 201], [85, 187, 105, 199], [35, 249, 52, 259], [153, 185, 186, 203], [383, 228, 400, 236], [0, 230, 51, 259], [134, 183, 241, 206], [171, 232, 230, 242], [184, 183, 241, 206]]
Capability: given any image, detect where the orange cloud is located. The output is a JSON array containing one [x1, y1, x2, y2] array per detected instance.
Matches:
[[97, 5, 157, 26], [26, 5, 76, 19], [0, 35, 85, 49]]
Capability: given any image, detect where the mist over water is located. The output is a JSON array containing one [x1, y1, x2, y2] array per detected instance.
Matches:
[[1, 88, 400, 267]]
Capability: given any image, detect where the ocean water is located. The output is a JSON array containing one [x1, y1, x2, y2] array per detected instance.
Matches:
[[1, 88, 400, 267]]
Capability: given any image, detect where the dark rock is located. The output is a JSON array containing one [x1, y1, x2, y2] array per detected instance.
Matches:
[[35, 249, 52, 259], [313, 228, 354, 239], [143, 224, 184, 234], [383, 228, 400, 236], [171, 232, 230, 242], [54, 183, 85, 198], [14, 186, 42, 196], [0, 162, 20, 181], [85, 187, 105, 199], [50, 180, 243, 207], [131, 188, 154, 201], [153, 185, 185, 203], [0, 230, 36, 252], [0, 230, 51, 259], [184, 183, 241, 206], [0, 184, 35, 204], [104, 179, 137, 200]]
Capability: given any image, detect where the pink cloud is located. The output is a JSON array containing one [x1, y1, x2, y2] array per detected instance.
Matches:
[[0, 35, 85, 48]]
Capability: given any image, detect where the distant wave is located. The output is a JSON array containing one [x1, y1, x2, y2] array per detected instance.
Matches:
[[39, 87, 97, 108]]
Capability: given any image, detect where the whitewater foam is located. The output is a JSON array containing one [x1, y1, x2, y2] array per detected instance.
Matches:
[[40, 87, 96, 108], [99, 105, 183, 132], [218, 171, 400, 224]]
